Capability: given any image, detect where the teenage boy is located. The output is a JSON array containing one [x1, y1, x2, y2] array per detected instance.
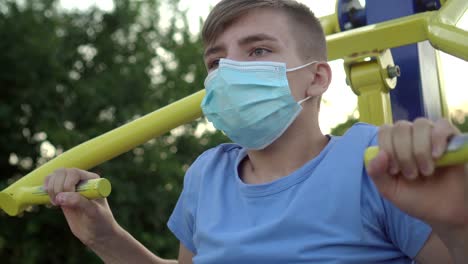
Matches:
[[46, 1, 467, 263]]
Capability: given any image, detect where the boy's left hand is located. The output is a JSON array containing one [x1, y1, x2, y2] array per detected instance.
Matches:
[[367, 118, 468, 232]]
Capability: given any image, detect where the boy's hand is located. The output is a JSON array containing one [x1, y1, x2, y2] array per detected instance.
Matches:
[[367, 118, 468, 231], [45, 168, 119, 247]]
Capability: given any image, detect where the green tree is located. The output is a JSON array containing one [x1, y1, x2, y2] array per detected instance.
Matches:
[[0, 0, 226, 262], [330, 116, 359, 136]]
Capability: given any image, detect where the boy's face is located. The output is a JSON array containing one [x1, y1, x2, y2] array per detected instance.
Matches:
[[203, 8, 316, 102]]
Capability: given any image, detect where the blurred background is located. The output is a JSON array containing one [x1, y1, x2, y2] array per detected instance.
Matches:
[[0, 0, 467, 263]]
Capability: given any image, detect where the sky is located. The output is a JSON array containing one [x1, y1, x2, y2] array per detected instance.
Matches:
[[60, 0, 468, 133]]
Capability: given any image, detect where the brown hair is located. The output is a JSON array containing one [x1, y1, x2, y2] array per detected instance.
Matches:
[[202, 0, 327, 61]]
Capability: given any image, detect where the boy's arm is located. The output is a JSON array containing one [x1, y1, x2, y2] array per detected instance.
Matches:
[[45, 168, 179, 264], [415, 232, 453, 264], [178, 243, 194, 264], [88, 224, 178, 264]]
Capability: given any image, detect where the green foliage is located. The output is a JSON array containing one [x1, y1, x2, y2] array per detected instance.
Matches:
[[0, 0, 226, 262], [330, 116, 359, 136]]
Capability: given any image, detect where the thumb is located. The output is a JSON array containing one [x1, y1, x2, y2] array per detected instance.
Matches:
[[366, 150, 395, 197]]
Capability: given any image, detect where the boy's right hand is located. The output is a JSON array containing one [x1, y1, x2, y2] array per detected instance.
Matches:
[[45, 168, 119, 247]]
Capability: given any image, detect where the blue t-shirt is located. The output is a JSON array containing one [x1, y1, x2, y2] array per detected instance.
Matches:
[[167, 123, 431, 263]]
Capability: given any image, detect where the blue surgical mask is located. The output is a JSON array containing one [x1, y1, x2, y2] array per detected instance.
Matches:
[[201, 58, 317, 150]]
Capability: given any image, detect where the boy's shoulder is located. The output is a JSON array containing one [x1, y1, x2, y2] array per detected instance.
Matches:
[[335, 122, 379, 144], [347, 122, 379, 133], [186, 143, 243, 178], [195, 143, 243, 164]]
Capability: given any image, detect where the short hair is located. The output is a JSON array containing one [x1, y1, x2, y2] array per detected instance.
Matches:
[[202, 0, 327, 61]]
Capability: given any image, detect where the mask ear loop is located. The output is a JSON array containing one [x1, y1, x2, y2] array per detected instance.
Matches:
[[286, 61, 318, 72], [288, 61, 318, 105], [298, 96, 311, 105]]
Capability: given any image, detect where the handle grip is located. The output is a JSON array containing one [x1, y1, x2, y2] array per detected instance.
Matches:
[[15, 178, 111, 206], [364, 135, 468, 169]]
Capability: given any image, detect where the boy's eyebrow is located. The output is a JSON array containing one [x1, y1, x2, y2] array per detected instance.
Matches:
[[238, 33, 278, 46], [204, 45, 225, 59], [204, 33, 279, 59]]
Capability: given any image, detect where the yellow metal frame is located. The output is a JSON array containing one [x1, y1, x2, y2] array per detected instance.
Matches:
[[319, 13, 340, 36], [326, 0, 468, 61], [1, 0, 467, 216]]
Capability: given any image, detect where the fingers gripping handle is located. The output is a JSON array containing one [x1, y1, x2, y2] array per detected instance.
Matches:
[[22, 178, 111, 205], [1, 178, 111, 216], [19, 178, 112, 205], [364, 134, 468, 169]]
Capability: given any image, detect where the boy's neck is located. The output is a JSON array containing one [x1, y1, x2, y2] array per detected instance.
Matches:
[[239, 121, 329, 185]]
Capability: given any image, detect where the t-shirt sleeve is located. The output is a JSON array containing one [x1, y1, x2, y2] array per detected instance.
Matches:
[[381, 197, 432, 258], [167, 151, 210, 254], [167, 175, 197, 253], [367, 134, 432, 258], [167, 187, 197, 253]]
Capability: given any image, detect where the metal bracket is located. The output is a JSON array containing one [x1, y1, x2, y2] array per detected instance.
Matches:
[[344, 49, 400, 125]]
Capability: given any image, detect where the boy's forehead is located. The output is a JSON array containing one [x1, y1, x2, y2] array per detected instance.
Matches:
[[203, 9, 291, 53]]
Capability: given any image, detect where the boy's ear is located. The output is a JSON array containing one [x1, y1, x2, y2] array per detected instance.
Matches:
[[306, 62, 332, 97]]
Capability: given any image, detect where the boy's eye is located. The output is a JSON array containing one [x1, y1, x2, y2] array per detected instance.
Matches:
[[208, 59, 220, 70], [250, 48, 271, 57]]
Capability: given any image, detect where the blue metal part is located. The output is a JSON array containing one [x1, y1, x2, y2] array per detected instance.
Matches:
[[337, 0, 444, 121], [337, 0, 367, 30]]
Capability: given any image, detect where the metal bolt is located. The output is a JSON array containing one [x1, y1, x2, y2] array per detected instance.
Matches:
[[343, 22, 354, 30], [387, 65, 401, 78], [425, 1, 438, 10]]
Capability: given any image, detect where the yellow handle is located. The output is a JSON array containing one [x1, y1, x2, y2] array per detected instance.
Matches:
[[14, 178, 111, 207], [364, 142, 468, 169]]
